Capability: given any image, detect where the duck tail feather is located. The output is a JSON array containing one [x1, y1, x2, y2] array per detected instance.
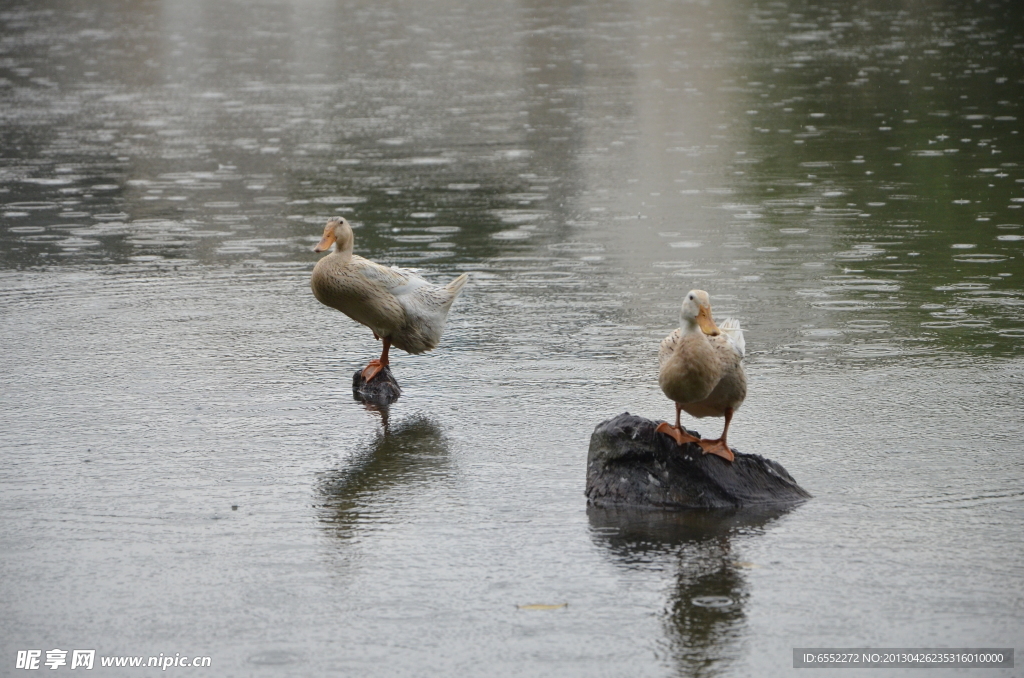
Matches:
[[445, 272, 469, 296], [719, 317, 745, 357]]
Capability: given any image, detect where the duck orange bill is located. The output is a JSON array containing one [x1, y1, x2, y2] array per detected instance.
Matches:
[[313, 232, 336, 252], [696, 305, 720, 335]]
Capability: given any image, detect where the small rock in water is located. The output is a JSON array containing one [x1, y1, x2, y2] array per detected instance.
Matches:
[[586, 412, 810, 509], [352, 366, 402, 406]]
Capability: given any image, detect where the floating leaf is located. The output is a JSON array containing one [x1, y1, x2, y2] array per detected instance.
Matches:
[[516, 603, 568, 611]]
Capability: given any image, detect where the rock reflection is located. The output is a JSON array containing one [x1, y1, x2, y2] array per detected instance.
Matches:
[[588, 506, 793, 678], [317, 414, 450, 541]]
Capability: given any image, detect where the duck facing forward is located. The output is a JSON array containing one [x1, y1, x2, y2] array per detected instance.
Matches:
[[311, 217, 468, 381], [656, 289, 747, 462]]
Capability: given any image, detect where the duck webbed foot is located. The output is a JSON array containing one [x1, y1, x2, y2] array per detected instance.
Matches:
[[655, 422, 701, 447], [361, 337, 392, 382], [361, 359, 385, 382], [697, 438, 735, 463]]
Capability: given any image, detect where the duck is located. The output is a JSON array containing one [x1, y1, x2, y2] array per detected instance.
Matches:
[[655, 289, 747, 462], [311, 217, 468, 381]]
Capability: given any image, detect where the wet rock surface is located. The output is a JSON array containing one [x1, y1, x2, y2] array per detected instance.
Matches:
[[352, 366, 402, 406], [586, 412, 811, 509]]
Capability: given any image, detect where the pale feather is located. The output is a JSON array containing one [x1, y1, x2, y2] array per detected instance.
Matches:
[[658, 327, 720, 405], [658, 316, 746, 420], [312, 252, 468, 355], [680, 318, 746, 419], [717, 317, 745, 358]]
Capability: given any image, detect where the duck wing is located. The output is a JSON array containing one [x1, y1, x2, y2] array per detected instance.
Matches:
[[659, 328, 683, 367], [354, 261, 462, 306], [352, 261, 467, 354], [717, 317, 745, 358], [351, 258, 425, 293]]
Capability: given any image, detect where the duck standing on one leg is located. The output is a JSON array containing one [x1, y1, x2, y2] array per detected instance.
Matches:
[[655, 289, 747, 462], [311, 217, 468, 382]]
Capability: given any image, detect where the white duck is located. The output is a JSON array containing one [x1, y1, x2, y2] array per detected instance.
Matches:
[[311, 217, 468, 381], [655, 290, 746, 462]]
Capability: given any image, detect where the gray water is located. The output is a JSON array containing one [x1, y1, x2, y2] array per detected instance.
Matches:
[[1, 1, 1023, 676]]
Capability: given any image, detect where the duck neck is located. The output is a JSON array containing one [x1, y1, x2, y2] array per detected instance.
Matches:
[[330, 235, 354, 260], [333, 224, 355, 258], [681, 315, 702, 335]]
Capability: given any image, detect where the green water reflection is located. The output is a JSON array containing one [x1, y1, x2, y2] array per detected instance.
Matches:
[[2, 0, 1020, 361], [729, 0, 1024, 355]]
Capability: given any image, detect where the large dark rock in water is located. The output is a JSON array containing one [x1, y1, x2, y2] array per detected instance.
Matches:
[[586, 412, 810, 509], [352, 366, 401, 406]]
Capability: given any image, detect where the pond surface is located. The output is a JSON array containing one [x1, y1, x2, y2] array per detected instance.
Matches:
[[1, 1, 1022, 676]]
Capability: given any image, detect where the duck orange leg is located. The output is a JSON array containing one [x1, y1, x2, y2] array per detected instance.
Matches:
[[697, 408, 735, 463], [656, 403, 701, 447], [361, 337, 391, 382]]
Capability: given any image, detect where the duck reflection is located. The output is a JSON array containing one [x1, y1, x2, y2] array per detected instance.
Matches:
[[317, 414, 450, 541], [588, 506, 793, 677], [357, 399, 392, 430]]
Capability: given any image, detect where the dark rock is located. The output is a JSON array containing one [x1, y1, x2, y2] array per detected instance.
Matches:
[[586, 412, 811, 509], [352, 366, 401, 406]]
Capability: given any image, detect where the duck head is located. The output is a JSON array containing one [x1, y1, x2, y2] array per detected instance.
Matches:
[[313, 217, 354, 254], [681, 289, 720, 336]]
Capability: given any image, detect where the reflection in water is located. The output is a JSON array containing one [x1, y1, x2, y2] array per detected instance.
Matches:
[[589, 506, 793, 678], [1, 0, 1020, 360], [358, 399, 392, 429], [723, 0, 1024, 358], [317, 414, 450, 541]]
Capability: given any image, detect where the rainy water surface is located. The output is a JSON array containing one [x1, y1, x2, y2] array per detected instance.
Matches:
[[1, 1, 1022, 676]]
